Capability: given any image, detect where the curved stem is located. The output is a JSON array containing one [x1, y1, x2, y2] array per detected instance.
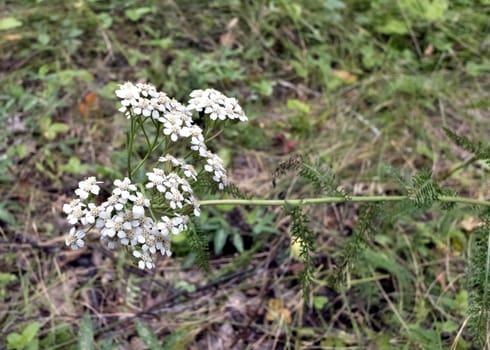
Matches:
[[199, 195, 490, 207], [438, 156, 479, 182], [131, 126, 165, 177], [138, 117, 151, 148]]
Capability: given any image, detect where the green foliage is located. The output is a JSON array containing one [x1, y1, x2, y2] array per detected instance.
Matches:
[[188, 219, 210, 272], [135, 321, 161, 350], [407, 169, 442, 209], [330, 204, 381, 287], [467, 209, 490, 346], [3, 0, 490, 348], [287, 205, 316, 304], [224, 183, 251, 200], [78, 313, 94, 350], [299, 161, 348, 198], [444, 127, 490, 162], [7, 322, 39, 350], [272, 154, 304, 187]]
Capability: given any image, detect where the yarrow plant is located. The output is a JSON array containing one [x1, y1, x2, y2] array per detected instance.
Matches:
[[63, 81, 490, 345], [63, 82, 247, 269]]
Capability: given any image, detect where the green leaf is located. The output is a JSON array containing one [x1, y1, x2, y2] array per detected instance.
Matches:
[[232, 233, 244, 253], [162, 329, 194, 350], [375, 19, 408, 34], [7, 322, 39, 350], [313, 296, 329, 310], [287, 99, 311, 114], [7, 333, 22, 349], [21, 323, 39, 343], [0, 204, 16, 225], [135, 321, 161, 350], [60, 157, 89, 175], [125, 7, 153, 21], [0, 17, 22, 30], [214, 229, 227, 255], [0, 273, 17, 284], [79, 313, 94, 350], [37, 33, 50, 45]]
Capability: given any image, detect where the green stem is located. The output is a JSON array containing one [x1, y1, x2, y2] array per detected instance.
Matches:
[[130, 125, 165, 177], [137, 117, 151, 148], [199, 195, 490, 207], [127, 117, 137, 180], [438, 156, 479, 182]]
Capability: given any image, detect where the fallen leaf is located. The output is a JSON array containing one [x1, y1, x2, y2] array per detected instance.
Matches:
[[460, 216, 482, 232], [265, 298, 291, 324], [226, 17, 239, 30], [424, 44, 434, 57], [332, 69, 357, 83], [220, 32, 236, 47], [3, 33, 22, 40], [79, 91, 100, 118]]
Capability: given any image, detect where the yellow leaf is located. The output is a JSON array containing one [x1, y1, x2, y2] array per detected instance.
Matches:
[[332, 69, 357, 83], [266, 298, 292, 324]]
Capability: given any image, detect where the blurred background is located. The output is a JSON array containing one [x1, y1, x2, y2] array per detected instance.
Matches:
[[1, 0, 490, 348]]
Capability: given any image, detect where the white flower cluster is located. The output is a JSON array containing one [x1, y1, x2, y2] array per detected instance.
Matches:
[[187, 89, 248, 122], [64, 82, 248, 269], [115, 82, 248, 190], [63, 176, 193, 269]]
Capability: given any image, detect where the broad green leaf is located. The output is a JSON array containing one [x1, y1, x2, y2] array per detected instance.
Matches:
[[402, 0, 448, 21], [232, 233, 244, 253], [214, 229, 227, 255], [0, 273, 17, 284], [174, 281, 196, 293], [125, 7, 153, 21], [135, 321, 160, 350], [313, 296, 329, 310], [0, 204, 16, 225], [21, 322, 39, 342], [287, 99, 311, 114], [162, 329, 194, 350], [375, 19, 408, 34], [7, 322, 39, 349], [79, 313, 94, 350], [0, 17, 22, 30], [7, 333, 22, 348], [60, 157, 89, 175]]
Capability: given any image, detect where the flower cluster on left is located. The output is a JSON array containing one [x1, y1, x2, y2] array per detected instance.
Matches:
[[63, 81, 249, 269], [63, 176, 179, 269]]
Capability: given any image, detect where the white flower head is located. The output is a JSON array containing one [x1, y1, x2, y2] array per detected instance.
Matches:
[[81, 203, 99, 225], [133, 250, 155, 269], [187, 88, 248, 122], [64, 199, 86, 225], [202, 150, 228, 190], [66, 228, 86, 250], [74, 176, 102, 200], [113, 177, 137, 202], [129, 192, 151, 218]]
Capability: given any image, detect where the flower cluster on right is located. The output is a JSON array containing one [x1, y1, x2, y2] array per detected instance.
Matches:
[[64, 82, 248, 269]]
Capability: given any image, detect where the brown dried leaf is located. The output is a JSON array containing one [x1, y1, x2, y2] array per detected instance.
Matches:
[[265, 298, 291, 324]]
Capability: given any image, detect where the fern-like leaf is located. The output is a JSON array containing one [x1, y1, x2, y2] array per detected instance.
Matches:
[[444, 127, 490, 160], [329, 203, 380, 287], [299, 162, 348, 198], [272, 154, 304, 187], [188, 219, 210, 272], [467, 209, 490, 346], [224, 182, 251, 199], [287, 205, 315, 304], [407, 169, 442, 209]]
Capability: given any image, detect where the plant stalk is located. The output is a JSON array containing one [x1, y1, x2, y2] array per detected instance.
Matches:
[[199, 195, 490, 207]]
